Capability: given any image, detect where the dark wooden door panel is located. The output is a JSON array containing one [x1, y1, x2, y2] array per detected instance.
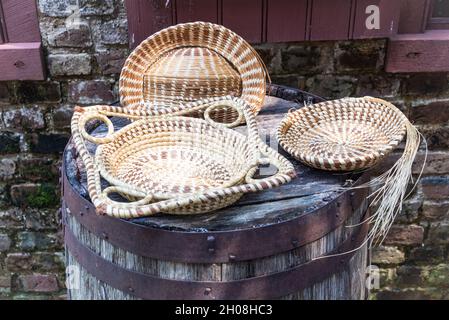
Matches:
[[266, 0, 307, 42], [352, 0, 401, 39], [0, 1, 5, 44], [222, 0, 263, 43], [310, 0, 352, 41], [125, 0, 406, 46], [176, 0, 218, 23], [398, 0, 431, 34], [1, 0, 41, 43], [126, 0, 174, 48]]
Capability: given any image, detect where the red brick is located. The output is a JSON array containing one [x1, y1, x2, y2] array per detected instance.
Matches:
[[404, 73, 449, 96], [384, 225, 424, 246], [420, 126, 449, 150], [421, 177, 449, 200], [427, 223, 449, 245], [414, 152, 449, 175], [95, 49, 127, 75], [409, 245, 446, 263], [9, 183, 40, 206], [52, 105, 73, 130], [396, 265, 425, 286], [410, 100, 449, 124], [14, 81, 61, 104], [3, 107, 45, 130], [422, 201, 449, 221], [375, 288, 439, 300], [356, 75, 400, 98], [68, 80, 115, 104], [5, 253, 32, 271], [16, 274, 59, 293], [0, 233, 12, 252], [335, 40, 385, 72], [372, 246, 405, 265], [50, 25, 92, 48], [6, 252, 63, 272], [0, 275, 11, 294]]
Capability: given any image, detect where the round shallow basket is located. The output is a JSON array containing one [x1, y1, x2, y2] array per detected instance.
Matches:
[[71, 97, 295, 218], [119, 21, 267, 124], [96, 116, 258, 214], [277, 97, 408, 171]]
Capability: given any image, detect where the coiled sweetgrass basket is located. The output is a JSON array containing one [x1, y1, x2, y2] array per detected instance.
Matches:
[[277, 97, 407, 171], [119, 22, 268, 125], [71, 97, 295, 218], [278, 96, 424, 246]]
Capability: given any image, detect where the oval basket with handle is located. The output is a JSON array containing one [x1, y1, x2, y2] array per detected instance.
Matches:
[[71, 97, 296, 218]]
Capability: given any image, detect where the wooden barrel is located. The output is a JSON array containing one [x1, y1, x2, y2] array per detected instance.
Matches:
[[62, 85, 370, 300]]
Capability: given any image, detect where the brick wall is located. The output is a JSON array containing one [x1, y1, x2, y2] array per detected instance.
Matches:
[[254, 40, 449, 299], [0, 0, 128, 299], [0, 1, 448, 300]]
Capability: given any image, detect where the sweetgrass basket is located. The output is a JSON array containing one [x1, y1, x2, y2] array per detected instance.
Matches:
[[143, 47, 242, 107], [71, 97, 295, 218], [277, 97, 408, 171], [277, 96, 424, 246], [119, 22, 267, 125]]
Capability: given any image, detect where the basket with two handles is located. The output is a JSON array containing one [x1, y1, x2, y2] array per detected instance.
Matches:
[[71, 97, 295, 218]]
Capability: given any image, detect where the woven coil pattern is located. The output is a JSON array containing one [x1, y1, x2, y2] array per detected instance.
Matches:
[[143, 47, 242, 106], [119, 22, 266, 124], [71, 97, 295, 218], [277, 97, 407, 171]]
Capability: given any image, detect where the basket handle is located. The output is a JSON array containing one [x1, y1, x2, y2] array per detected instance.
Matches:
[[245, 143, 295, 185], [203, 101, 244, 128], [101, 186, 154, 208], [73, 106, 116, 145], [200, 97, 262, 155]]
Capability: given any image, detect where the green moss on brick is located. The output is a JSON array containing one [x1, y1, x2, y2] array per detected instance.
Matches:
[[0, 133, 20, 154], [426, 264, 449, 288], [26, 184, 58, 208]]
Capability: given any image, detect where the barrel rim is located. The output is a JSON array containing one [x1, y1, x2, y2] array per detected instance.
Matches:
[[62, 160, 369, 263]]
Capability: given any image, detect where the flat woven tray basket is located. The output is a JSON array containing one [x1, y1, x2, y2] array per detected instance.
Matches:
[[277, 97, 408, 171], [71, 97, 295, 218], [143, 47, 242, 106], [119, 22, 267, 124], [277, 96, 424, 245]]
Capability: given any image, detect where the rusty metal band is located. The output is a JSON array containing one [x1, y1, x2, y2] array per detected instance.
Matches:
[[62, 163, 369, 264], [64, 215, 369, 300], [266, 83, 326, 105]]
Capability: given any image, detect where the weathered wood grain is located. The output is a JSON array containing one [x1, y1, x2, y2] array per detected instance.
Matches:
[[266, 0, 307, 42], [352, 0, 401, 39], [1, 0, 41, 43], [310, 0, 352, 41], [386, 30, 449, 73], [222, 0, 263, 43], [65, 196, 367, 300], [398, 0, 431, 34], [176, 0, 218, 24], [0, 42, 45, 80]]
